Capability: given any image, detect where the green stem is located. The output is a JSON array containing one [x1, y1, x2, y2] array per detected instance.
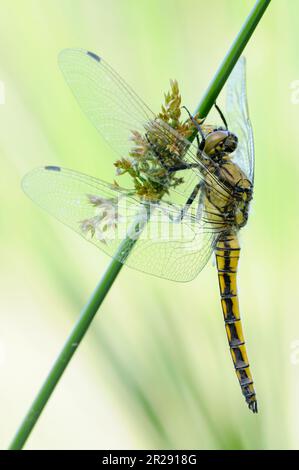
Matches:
[[193, 0, 271, 119], [8, 0, 271, 450], [8, 237, 136, 451]]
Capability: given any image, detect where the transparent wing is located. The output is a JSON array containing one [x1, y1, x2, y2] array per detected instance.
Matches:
[[226, 57, 254, 182], [58, 49, 232, 201], [22, 166, 220, 282], [58, 48, 154, 159]]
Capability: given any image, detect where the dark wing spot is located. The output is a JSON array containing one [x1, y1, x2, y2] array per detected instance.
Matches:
[[87, 51, 101, 62], [45, 165, 61, 171]]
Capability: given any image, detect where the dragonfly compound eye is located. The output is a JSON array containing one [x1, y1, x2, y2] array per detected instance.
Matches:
[[224, 132, 238, 153]]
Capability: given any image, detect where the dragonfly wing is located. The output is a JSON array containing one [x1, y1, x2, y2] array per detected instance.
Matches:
[[126, 228, 217, 282], [58, 49, 231, 202], [226, 57, 255, 182], [58, 48, 155, 159], [22, 166, 219, 281]]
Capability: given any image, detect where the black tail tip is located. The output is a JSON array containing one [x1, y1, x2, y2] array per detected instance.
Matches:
[[248, 399, 258, 413]]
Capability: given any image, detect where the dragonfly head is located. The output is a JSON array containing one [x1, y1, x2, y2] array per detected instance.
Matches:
[[204, 129, 238, 156]]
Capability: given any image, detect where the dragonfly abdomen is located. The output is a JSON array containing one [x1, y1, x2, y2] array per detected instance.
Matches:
[[215, 232, 257, 413]]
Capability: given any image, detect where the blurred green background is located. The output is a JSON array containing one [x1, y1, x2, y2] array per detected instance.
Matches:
[[1, 0, 299, 450]]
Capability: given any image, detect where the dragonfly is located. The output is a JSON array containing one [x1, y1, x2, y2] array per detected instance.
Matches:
[[22, 49, 256, 413]]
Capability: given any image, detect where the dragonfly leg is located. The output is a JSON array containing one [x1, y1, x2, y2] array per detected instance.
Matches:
[[167, 162, 200, 173], [182, 106, 206, 152], [145, 133, 180, 172], [145, 133, 201, 174], [214, 102, 228, 130], [177, 180, 204, 221]]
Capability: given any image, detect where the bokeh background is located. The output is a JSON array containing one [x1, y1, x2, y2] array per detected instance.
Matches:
[[1, 0, 299, 450]]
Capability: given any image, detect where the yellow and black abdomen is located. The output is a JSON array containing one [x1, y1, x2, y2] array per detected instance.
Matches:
[[215, 232, 257, 413]]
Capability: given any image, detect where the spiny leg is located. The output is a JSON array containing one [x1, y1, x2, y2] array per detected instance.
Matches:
[[145, 133, 201, 173], [167, 162, 200, 173], [145, 128, 206, 222], [214, 102, 228, 130], [177, 180, 204, 221], [182, 106, 206, 152]]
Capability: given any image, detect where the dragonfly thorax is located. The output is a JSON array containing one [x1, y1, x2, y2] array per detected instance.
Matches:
[[231, 177, 253, 228]]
